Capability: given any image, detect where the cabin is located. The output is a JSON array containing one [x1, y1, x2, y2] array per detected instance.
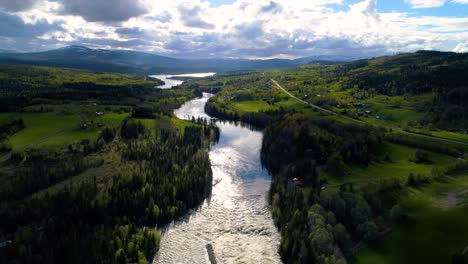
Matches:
[[292, 178, 304, 187]]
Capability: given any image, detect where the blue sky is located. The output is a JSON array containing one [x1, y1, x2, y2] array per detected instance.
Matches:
[[208, 0, 468, 16], [0, 0, 466, 58]]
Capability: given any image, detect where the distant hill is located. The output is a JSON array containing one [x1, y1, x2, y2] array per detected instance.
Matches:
[[0, 46, 353, 74], [339, 50, 468, 96], [317, 50, 468, 126], [0, 49, 16, 54]]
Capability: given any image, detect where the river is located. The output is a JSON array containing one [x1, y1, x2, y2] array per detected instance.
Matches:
[[153, 93, 282, 263], [150, 73, 217, 89]]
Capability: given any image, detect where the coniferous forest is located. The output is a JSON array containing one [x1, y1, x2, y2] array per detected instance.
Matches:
[[0, 65, 219, 263], [1, 50, 468, 264]]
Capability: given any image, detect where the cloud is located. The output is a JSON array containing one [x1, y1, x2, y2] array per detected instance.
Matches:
[[57, 0, 148, 22], [115, 27, 145, 36], [144, 12, 172, 23], [0, 0, 40, 12], [76, 37, 149, 48], [0, 10, 64, 52], [351, 0, 379, 20], [177, 5, 214, 29], [405, 0, 446, 8], [0, 11, 61, 37], [0, 0, 467, 59], [453, 42, 468, 52], [235, 22, 265, 40], [452, 0, 468, 4], [260, 1, 283, 14]]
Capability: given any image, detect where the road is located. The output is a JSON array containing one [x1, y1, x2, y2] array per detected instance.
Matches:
[[271, 79, 365, 124], [271, 79, 468, 147]]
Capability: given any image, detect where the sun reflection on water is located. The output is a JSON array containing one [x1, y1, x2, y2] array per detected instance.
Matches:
[[155, 93, 281, 264]]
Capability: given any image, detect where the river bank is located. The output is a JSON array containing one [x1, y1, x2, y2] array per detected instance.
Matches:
[[154, 93, 281, 263]]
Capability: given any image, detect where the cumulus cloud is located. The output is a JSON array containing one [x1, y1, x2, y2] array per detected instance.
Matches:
[[177, 5, 214, 29], [0, 0, 466, 58], [0, 11, 61, 37], [453, 42, 468, 52], [115, 27, 145, 36], [452, 0, 468, 4], [56, 0, 148, 22], [260, 1, 283, 14]]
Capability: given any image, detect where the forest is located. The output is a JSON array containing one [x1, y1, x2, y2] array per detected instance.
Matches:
[[189, 52, 468, 263], [1, 49, 468, 264], [262, 114, 384, 263], [0, 64, 219, 263]]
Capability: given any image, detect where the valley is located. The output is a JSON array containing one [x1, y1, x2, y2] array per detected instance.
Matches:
[[0, 50, 467, 264], [1, 0, 467, 263], [186, 51, 468, 263]]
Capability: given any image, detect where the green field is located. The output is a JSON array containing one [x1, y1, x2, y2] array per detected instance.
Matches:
[[92, 112, 130, 126], [38, 112, 129, 150], [171, 117, 202, 131], [328, 143, 456, 188], [8, 113, 82, 150], [354, 174, 468, 264], [2, 112, 130, 151], [431, 131, 468, 144], [233, 100, 276, 112], [133, 116, 200, 134], [37, 128, 100, 150], [230, 98, 312, 113], [0, 113, 19, 123], [362, 106, 424, 128]]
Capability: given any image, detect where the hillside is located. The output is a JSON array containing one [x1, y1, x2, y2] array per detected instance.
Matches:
[[187, 51, 468, 263], [0, 46, 350, 74], [337, 51, 468, 125], [272, 51, 468, 128], [0, 64, 219, 263]]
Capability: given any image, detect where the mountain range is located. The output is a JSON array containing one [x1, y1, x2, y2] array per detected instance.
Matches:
[[0, 46, 355, 74]]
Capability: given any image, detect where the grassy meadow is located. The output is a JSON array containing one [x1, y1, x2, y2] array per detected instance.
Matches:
[[328, 142, 456, 188], [8, 113, 82, 150], [191, 63, 468, 264], [354, 173, 468, 264], [1, 111, 131, 151]]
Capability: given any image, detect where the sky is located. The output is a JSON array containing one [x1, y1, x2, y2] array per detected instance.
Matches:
[[0, 0, 467, 59]]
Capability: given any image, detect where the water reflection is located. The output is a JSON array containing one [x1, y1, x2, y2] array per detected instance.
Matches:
[[154, 93, 281, 264], [150, 73, 216, 89]]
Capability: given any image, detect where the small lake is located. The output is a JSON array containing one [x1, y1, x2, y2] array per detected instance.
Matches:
[[149, 73, 217, 89], [153, 93, 281, 264]]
